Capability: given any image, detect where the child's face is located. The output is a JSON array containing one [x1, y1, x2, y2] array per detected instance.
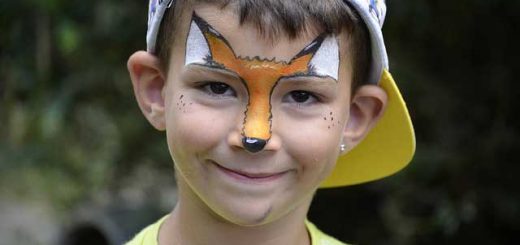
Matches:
[[139, 4, 356, 225]]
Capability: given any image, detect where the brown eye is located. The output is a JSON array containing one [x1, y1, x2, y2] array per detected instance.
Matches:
[[290, 91, 311, 103], [283, 90, 319, 106], [201, 82, 236, 97], [210, 83, 229, 94]]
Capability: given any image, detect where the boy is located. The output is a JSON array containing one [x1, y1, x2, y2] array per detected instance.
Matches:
[[126, 0, 415, 244]]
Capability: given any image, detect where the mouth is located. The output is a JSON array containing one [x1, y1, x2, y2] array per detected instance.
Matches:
[[210, 160, 288, 183]]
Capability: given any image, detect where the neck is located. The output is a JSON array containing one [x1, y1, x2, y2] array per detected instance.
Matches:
[[158, 178, 312, 245]]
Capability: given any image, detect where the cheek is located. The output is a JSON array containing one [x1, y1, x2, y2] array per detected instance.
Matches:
[[165, 98, 232, 158], [277, 112, 343, 179]]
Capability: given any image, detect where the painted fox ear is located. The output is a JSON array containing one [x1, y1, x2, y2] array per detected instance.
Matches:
[[292, 34, 339, 80], [185, 13, 236, 66], [185, 15, 211, 65], [309, 35, 339, 80]]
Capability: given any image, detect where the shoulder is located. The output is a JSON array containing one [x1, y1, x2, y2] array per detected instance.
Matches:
[[125, 215, 168, 245], [306, 220, 350, 245]]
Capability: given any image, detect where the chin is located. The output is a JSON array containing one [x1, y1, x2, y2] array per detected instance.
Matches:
[[209, 196, 280, 227]]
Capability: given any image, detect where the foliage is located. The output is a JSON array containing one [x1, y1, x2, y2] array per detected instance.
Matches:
[[310, 1, 520, 244], [0, 0, 171, 211]]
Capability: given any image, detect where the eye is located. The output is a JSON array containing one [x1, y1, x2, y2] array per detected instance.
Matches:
[[290, 91, 311, 103], [284, 90, 318, 104], [201, 81, 236, 97]]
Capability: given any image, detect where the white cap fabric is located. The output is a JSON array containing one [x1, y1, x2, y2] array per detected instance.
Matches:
[[346, 0, 389, 85], [146, 0, 174, 53]]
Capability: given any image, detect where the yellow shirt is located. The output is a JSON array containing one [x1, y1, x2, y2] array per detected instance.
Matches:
[[125, 216, 348, 245]]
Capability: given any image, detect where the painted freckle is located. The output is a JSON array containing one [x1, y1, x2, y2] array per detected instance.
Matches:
[[177, 94, 190, 112]]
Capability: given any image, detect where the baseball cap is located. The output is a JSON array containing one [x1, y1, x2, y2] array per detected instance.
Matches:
[[145, 0, 415, 187]]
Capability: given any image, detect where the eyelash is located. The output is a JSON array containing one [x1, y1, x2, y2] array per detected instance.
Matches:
[[283, 90, 320, 106], [198, 81, 236, 97]]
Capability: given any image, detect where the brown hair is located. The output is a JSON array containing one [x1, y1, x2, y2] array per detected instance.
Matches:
[[155, 0, 370, 90]]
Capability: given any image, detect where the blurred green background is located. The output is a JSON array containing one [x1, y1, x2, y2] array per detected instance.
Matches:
[[0, 0, 518, 244]]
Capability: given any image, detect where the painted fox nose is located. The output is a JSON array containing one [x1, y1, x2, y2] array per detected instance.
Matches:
[[242, 137, 267, 153]]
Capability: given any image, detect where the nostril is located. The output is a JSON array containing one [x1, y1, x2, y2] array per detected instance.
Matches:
[[242, 137, 267, 153]]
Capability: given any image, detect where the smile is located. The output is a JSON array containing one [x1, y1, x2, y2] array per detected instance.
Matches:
[[210, 160, 288, 183]]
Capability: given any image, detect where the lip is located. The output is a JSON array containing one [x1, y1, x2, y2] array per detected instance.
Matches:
[[210, 160, 288, 183]]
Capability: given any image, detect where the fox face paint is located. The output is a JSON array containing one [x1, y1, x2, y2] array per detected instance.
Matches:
[[185, 13, 340, 152]]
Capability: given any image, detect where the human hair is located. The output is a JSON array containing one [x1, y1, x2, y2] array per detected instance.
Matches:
[[155, 0, 370, 91]]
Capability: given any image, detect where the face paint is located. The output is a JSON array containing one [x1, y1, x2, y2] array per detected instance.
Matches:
[[307, 36, 339, 80], [185, 13, 340, 152]]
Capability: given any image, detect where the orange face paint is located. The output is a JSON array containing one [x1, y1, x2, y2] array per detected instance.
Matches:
[[185, 14, 338, 151]]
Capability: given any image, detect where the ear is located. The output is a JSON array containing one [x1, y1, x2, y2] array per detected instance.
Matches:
[[127, 51, 166, 131], [342, 84, 388, 153], [307, 35, 339, 80], [191, 14, 236, 66], [288, 34, 325, 74]]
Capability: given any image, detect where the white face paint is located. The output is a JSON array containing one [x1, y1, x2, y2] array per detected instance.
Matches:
[[308, 35, 339, 80], [185, 20, 210, 65]]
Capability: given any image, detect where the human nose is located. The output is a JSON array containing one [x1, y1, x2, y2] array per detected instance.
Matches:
[[227, 126, 281, 153], [242, 137, 266, 153]]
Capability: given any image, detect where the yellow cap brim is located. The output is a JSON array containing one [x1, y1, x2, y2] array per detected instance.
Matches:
[[320, 70, 416, 188]]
